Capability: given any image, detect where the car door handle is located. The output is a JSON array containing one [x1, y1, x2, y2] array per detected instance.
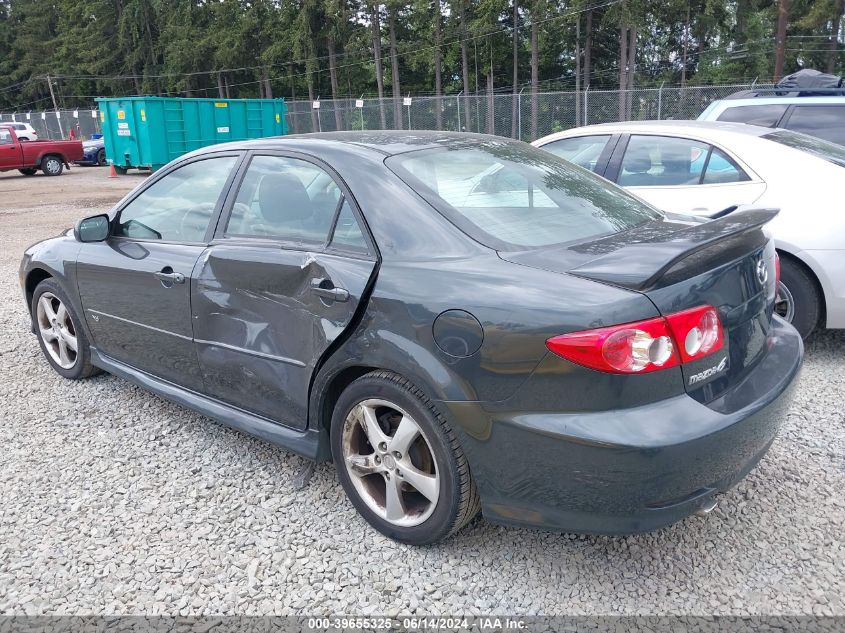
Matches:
[[154, 270, 185, 284], [310, 278, 349, 302]]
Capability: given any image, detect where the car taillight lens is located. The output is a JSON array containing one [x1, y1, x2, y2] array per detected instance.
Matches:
[[546, 305, 724, 374], [664, 306, 724, 363], [774, 252, 781, 287], [546, 316, 680, 374]]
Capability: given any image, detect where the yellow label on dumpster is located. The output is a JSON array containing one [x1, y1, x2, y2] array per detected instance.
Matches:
[[100, 112, 105, 122], [215, 102, 228, 108], [140, 109, 146, 122], [117, 110, 125, 120], [275, 113, 281, 123]]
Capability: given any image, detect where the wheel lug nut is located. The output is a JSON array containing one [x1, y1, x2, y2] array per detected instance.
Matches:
[[378, 442, 387, 452], [393, 451, 401, 459], [374, 455, 381, 464]]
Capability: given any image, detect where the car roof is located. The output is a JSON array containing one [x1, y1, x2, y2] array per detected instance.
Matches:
[[197, 130, 515, 159], [534, 120, 774, 144], [713, 95, 845, 107]]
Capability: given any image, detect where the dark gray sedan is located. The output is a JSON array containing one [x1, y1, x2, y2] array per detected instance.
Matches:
[[20, 132, 803, 544]]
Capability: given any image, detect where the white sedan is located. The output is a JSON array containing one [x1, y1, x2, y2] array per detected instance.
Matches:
[[534, 120, 845, 338]]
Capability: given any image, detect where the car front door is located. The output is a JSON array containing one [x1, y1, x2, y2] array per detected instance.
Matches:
[[75, 153, 242, 390], [192, 153, 378, 429], [608, 134, 767, 216], [0, 128, 21, 169]]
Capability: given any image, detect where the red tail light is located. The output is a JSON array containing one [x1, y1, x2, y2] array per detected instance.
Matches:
[[664, 306, 724, 363], [546, 306, 724, 374], [774, 252, 781, 287]]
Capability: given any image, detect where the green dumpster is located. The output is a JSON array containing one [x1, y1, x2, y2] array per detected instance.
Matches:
[[96, 96, 287, 172]]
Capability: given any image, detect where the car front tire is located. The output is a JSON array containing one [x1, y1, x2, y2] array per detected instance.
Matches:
[[19, 168, 37, 176], [31, 279, 99, 380], [776, 257, 821, 339], [96, 149, 106, 166], [331, 370, 480, 545]]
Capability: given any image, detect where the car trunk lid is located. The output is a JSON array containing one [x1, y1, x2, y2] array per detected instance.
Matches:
[[499, 208, 779, 401]]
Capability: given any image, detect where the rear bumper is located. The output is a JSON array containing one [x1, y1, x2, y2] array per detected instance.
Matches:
[[441, 316, 803, 534], [74, 150, 101, 165]]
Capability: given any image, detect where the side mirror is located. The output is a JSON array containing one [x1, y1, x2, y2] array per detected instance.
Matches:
[[74, 214, 110, 242]]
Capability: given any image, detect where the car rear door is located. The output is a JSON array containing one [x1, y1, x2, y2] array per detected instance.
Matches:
[[192, 152, 378, 430], [536, 133, 619, 175], [781, 104, 845, 146], [75, 153, 242, 391], [607, 133, 767, 216]]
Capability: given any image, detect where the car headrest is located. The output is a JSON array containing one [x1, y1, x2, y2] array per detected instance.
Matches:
[[258, 173, 313, 224]]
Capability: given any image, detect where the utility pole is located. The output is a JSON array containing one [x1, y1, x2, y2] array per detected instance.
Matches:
[[46, 75, 64, 138], [575, 14, 581, 128], [774, 0, 789, 82]]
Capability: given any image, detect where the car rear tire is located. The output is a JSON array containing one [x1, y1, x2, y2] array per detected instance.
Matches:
[[776, 257, 821, 339], [18, 168, 37, 176], [31, 279, 100, 380], [96, 148, 106, 166], [42, 156, 63, 176], [331, 370, 480, 545]]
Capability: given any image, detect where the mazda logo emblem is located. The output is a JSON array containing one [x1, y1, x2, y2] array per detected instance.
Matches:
[[756, 259, 768, 285]]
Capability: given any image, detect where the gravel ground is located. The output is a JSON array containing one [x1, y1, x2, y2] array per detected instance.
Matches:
[[0, 168, 844, 616]]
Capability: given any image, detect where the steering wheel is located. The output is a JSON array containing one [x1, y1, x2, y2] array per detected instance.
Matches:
[[179, 203, 216, 240]]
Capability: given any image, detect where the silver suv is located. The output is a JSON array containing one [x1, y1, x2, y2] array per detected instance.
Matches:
[[698, 89, 845, 146]]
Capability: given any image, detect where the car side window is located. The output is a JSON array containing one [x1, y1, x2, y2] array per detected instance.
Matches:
[[541, 135, 611, 172], [618, 135, 710, 187], [115, 156, 237, 242], [716, 104, 788, 127], [0, 129, 12, 145], [785, 106, 845, 146], [225, 155, 342, 244], [701, 148, 749, 184], [329, 199, 370, 254]]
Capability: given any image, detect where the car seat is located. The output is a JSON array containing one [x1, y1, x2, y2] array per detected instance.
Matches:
[[619, 146, 656, 186], [250, 173, 315, 238]]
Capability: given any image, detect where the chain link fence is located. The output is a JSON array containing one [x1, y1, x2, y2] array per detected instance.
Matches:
[[0, 83, 768, 142], [285, 83, 770, 141], [0, 108, 102, 140]]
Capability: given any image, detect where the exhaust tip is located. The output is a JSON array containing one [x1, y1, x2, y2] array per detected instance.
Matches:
[[695, 499, 718, 517]]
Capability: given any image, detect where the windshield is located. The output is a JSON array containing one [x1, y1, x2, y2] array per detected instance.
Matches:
[[386, 140, 661, 250], [763, 130, 845, 168]]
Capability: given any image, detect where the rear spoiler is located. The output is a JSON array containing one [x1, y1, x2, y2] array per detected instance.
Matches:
[[569, 207, 779, 292]]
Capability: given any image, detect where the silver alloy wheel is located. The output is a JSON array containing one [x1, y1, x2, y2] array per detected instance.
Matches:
[[36, 292, 78, 369], [341, 398, 440, 527], [775, 281, 795, 323], [44, 158, 61, 175]]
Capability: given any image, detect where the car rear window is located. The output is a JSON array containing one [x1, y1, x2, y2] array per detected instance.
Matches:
[[386, 141, 661, 249], [763, 129, 845, 168]]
